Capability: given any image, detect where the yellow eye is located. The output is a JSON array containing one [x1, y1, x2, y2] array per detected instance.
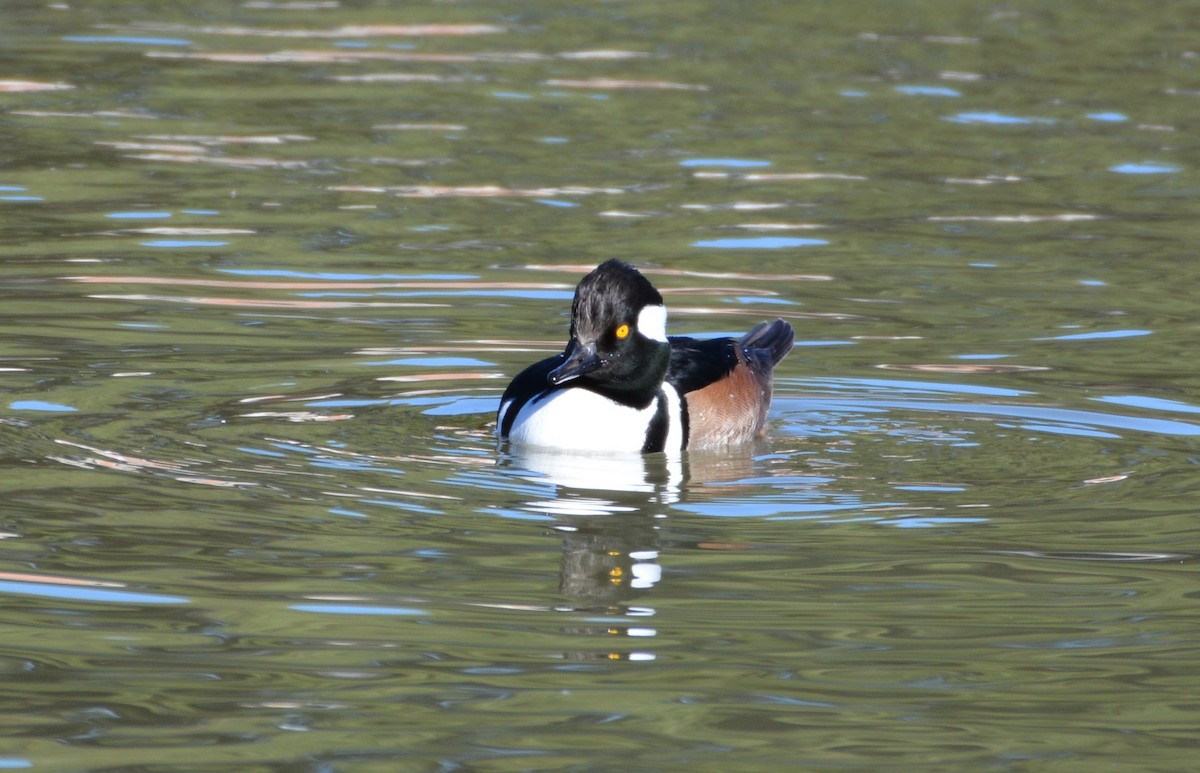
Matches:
[[615, 323, 631, 340]]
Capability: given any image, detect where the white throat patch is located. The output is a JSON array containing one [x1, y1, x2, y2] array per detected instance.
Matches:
[[637, 304, 668, 342]]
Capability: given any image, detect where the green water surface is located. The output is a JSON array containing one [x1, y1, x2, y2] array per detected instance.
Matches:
[[2, 1, 1200, 770]]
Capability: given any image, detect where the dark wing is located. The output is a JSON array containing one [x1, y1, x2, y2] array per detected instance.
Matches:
[[497, 353, 564, 438], [666, 336, 739, 394], [738, 319, 794, 374]]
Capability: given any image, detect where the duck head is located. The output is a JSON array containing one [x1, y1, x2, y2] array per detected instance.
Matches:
[[547, 259, 671, 405]]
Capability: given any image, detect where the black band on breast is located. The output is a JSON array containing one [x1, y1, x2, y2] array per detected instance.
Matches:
[[678, 392, 689, 449], [642, 391, 670, 453]]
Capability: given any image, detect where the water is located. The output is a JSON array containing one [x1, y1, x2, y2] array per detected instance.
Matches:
[[4, 1, 1200, 769]]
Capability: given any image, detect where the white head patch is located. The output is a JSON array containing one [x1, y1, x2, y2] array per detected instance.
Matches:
[[637, 304, 668, 342]]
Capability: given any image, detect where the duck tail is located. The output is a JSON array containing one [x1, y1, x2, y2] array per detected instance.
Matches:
[[740, 318, 794, 369]]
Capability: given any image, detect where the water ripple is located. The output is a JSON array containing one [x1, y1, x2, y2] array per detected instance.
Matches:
[[0, 580, 188, 605]]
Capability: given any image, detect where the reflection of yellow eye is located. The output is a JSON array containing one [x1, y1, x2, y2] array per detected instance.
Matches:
[[615, 323, 631, 339]]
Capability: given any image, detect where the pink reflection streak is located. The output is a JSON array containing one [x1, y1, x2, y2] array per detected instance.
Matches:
[[545, 78, 707, 91], [145, 50, 647, 64], [86, 294, 450, 310], [0, 571, 125, 588], [70, 276, 570, 291], [330, 185, 623, 197], [51, 439, 255, 487], [523, 264, 833, 282], [377, 372, 504, 383], [108, 22, 505, 37], [0, 80, 73, 92], [147, 51, 534, 64]]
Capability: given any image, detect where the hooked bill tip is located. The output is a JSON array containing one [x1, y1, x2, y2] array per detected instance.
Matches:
[[546, 343, 601, 385]]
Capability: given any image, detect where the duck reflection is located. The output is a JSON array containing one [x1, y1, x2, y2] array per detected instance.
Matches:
[[502, 442, 767, 508], [498, 445, 767, 660], [556, 512, 662, 602], [500, 447, 679, 602], [504, 446, 685, 503]]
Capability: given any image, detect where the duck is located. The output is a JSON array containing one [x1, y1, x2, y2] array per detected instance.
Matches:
[[496, 259, 794, 453]]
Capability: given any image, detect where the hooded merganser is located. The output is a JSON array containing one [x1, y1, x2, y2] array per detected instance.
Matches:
[[496, 260, 794, 453]]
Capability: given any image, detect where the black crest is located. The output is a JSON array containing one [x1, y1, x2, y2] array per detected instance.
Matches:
[[570, 259, 663, 340]]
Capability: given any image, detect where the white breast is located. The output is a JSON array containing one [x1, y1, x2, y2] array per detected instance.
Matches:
[[507, 386, 681, 453], [660, 382, 684, 451]]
